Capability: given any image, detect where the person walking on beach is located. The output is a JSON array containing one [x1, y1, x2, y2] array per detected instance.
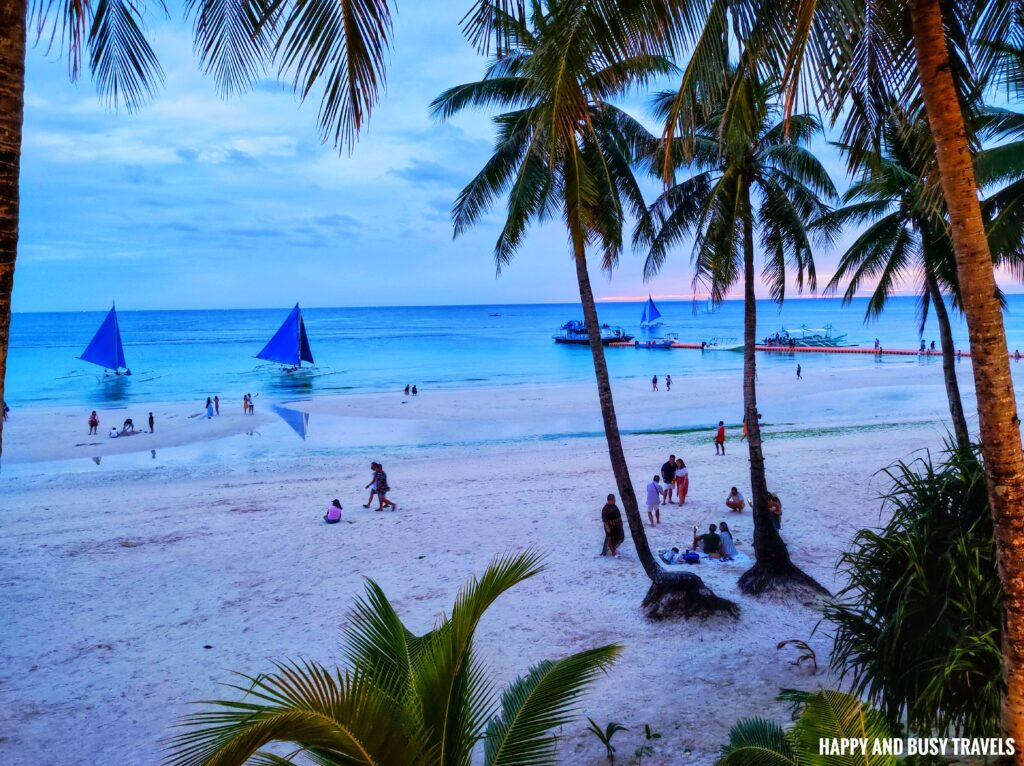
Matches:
[[601, 494, 625, 557], [674, 458, 689, 505], [88, 411, 99, 435], [796, 364, 802, 380], [362, 462, 379, 508], [243, 394, 249, 413], [148, 412, 154, 433], [214, 396, 220, 415], [651, 374, 658, 392], [645, 476, 661, 525], [206, 398, 214, 419], [714, 421, 726, 455], [665, 374, 672, 391], [374, 463, 397, 511], [411, 385, 418, 396], [660, 454, 676, 504], [404, 384, 410, 396]]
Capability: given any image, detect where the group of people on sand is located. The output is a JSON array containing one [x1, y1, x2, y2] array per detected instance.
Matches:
[[403, 384, 419, 396], [89, 410, 154, 437], [642, 453, 690, 524], [323, 461, 399, 523], [660, 521, 740, 562], [651, 375, 672, 392]]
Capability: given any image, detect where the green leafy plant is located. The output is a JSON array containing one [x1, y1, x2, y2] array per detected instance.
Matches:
[[166, 550, 620, 765], [587, 718, 628, 762], [633, 724, 662, 765], [824, 445, 1002, 738], [717, 690, 896, 766], [776, 639, 818, 672]]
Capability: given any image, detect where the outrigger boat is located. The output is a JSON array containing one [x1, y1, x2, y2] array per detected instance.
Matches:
[[639, 295, 664, 328], [78, 303, 132, 376], [701, 336, 742, 351], [553, 320, 634, 345], [763, 324, 851, 348], [256, 303, 315, 372]]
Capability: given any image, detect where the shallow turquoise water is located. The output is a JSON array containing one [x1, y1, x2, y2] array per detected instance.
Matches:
[[7, 296, 1023, 408]]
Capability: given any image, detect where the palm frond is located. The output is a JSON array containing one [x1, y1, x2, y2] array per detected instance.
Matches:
[[484, 645, 621, 766], [186, 0, 277, 98], [715, 716, 797, 766], [88, 0, 164, 110]]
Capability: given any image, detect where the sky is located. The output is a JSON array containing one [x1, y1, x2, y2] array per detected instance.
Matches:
[[8, 2, 982, 312]]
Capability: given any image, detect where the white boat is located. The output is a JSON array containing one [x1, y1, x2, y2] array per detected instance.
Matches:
[[764, 324, 852, 348], [701, 336, 742, 351]]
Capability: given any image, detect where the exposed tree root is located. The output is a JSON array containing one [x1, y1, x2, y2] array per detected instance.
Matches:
[[738, 560, 831, 601], [642, 571, 740, 620]]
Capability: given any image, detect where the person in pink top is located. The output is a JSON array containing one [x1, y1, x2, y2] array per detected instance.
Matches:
[[324, 499, 342, 524]]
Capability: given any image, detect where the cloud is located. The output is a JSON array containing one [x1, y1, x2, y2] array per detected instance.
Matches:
[[388, 158, 467, 187]]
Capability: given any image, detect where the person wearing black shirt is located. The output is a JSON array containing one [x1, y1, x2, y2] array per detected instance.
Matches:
[[660, 454, 677, 504], [601, 494, 625, 557]]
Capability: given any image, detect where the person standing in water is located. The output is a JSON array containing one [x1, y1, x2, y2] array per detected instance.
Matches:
[[411, 385, 418, 396], [714, 421, 726, 455], [404, 384, 410, 396], [601, 494, 625, 557]]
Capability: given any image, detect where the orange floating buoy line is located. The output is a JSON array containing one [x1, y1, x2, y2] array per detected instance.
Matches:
[[606, 341, 976, 358]]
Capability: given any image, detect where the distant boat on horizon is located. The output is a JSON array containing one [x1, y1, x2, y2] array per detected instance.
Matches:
[[78, 303, 130, 376], [256, 303, 315, 371], [640, 295, 663, 328]]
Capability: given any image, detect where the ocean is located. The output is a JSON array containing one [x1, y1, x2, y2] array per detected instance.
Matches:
[[7, 296, 1024, 408]]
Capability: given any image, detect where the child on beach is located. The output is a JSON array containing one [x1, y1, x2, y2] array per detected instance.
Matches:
[[645, 476, 661, 525], [362, 462, 379, 507], [674, 458, 689, 504], [714, 421, 726, 455], [88, 411, 99, 435], [726, 487, 745, 512], [324, 499, 343, 524]]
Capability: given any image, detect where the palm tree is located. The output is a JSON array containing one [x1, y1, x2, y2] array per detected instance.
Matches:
[[648, 0, 1024, 744], [823, 108, 971, 451], [431, 0, 736, 618], [716, 690, 896, 766], [167, 551, 620, 765], [0, 0, 398, 459], [641, 73, 835, 596]]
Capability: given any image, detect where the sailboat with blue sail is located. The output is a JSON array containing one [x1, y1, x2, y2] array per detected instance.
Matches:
[[256, 303, 315, 372], [640, 295, 663, 328], [78, 304, 130, 375]]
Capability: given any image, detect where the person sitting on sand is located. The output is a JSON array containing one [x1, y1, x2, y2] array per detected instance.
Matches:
[[601, 494, 625, 557], [88, 411, 99, 435], [324, 499, 343, 524], [660, 546, 681, 565], [645, 476, 661, 525], [674, 458, 689, 505], [766, 492, 783, 530], [362, 462, 379, 508], [725, 487, 745, 512], [122, 418, 134, 434], [692, 524, 722, 558], [108, 426, 118, 438], [718, 521, 738, 559]]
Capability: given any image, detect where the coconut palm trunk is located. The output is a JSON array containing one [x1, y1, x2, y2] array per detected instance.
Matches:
[[735, 194, 825, 596], [912, 0, 1024, 748], [0, 0, 26, 463], [571, 236, 736, 619], [923, 263, 970, 451]]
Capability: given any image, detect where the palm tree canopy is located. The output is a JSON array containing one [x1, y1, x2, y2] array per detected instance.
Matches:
[[166, 550, 621, 766], [431, 0, 674, 270], [641, 72, 837, 305]]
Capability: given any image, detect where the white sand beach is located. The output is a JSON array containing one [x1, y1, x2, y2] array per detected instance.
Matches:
[[0, 360, 1013, 764]]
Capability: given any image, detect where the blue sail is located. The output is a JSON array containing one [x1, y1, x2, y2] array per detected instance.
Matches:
[[256, 304, 315, 367], [641, 295, 662, 325], [79, 306, 127, 371]]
